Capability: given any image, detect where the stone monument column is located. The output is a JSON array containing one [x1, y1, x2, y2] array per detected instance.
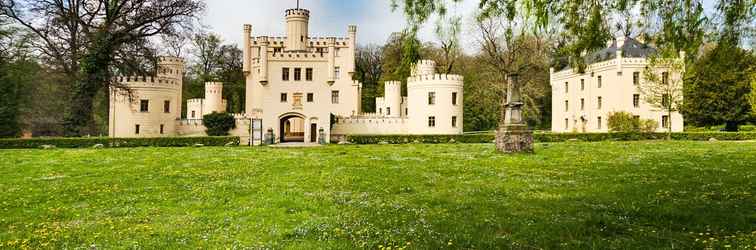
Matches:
[[496, 74, 534, 153]]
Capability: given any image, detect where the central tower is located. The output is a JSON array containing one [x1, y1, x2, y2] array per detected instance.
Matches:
[[285, 7, 310, 51]]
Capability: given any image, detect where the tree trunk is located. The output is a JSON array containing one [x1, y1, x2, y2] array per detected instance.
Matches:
[[63, 33, 114, 137]]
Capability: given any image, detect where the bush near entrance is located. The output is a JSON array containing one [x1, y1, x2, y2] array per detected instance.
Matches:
[[203, 112, 237, 136]]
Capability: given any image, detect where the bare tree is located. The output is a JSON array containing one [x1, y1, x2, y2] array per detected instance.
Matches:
[[0, 0, 204, 136], [433, 15, 461, 73], [639, 56, 685, 139], [355, 45, 383, 112]]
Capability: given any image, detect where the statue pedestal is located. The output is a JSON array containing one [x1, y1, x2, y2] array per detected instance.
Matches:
[[495, 124, 534, 153]]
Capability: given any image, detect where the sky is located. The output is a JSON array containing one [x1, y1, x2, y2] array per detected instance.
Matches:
[[202, 0, 481, 50]]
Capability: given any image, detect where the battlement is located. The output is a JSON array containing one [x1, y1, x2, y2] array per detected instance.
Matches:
[[407, 74, 464, 84], [187, 98, 203, 104], [285, 8, 310, 17], [251, 36, 350, 46], [244, 24, 252, 32], [348, 25, 357, 33], [205, 82, 223, 88], [412, 60, 437, 76], [158, 56, 184, 64], [116, 75, 181, 88], [385, 81, 401, 87]]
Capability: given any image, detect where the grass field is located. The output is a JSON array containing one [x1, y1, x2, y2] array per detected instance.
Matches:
[[0, 141, 754, 249]]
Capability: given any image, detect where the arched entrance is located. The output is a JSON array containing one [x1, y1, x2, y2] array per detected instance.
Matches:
[[280, 113, 305, 143]]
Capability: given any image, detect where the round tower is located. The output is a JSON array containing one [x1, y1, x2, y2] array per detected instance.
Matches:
[[412, 60, 437, 76], [203, 82, 225, 115], [285, 8, 310, 51], [384, 81, 402, 117], [407, 60, 464, 135], [157, 56, 184, 80]]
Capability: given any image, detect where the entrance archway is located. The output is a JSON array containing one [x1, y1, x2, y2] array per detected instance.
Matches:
[[280, 114, 305, 143]]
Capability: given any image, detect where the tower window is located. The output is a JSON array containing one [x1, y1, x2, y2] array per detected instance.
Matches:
[[191, 110, 196, 118], [294, 68, 302, 81], [135, 124, 140, 134], [662, 72, 669, 85], [598, 75, 603, 88], [281, 93, 288, 103], [565, 100, 569, 112], [633, 72, 640, 85], [160, 124, 165, 134], [301, 35, 304, 42], [428, 92, 436, 105], [387, 107, 391, 115], [163, 100, 170, 113], [452, 92, 458, 105], [565, 118, 569, 130], [331, 90, 339, 104], [307, 93, 314, 102], [633, 94, 640, 108], [452, 116, 457, 128], [428, 116, 436, 127], [282, 68, 290, 81], [334, 67, 341, 79], [662, 115, 670, 128], [306, 68, 313, 81], [140, 100, 149, 112], [597, 117, 602, 129], [580, 98, 585, 111], [580, 79, 585, 91], [565, 82, 569, 93]]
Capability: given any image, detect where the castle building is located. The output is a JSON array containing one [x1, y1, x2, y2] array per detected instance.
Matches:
[[109, 5, 464, 143], [550, 37, 684, 133]]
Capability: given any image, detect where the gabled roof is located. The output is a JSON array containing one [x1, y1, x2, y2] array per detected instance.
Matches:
[[586, 37, 657, 64]]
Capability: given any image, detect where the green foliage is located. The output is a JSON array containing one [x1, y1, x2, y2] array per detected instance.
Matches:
[[0, 136, 239, 149], [203, 112, 236, 136], [0, 59, 19, 138], [607, 112, 639, 132], [639, 119, 659, 133], [684, 44, 755, 130], [342, 132, 756, 144]]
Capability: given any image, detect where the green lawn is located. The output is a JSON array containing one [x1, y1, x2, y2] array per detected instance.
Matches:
[[0, 141, 754, 249]]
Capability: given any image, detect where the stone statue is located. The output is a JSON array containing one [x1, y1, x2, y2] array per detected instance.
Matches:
[[496, 74, 534, 153]]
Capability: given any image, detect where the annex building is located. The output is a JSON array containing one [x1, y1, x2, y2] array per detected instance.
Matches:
[[109, 5, 464, 143], [550, 37, 684, 133]]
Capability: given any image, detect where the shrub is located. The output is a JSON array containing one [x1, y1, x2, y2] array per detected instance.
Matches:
[[0, 136, 240, 149], [340, 132, 756, 144], [639, 119, 659, 133], [607, 112, 639, 132], [203, 112, 236, 136]]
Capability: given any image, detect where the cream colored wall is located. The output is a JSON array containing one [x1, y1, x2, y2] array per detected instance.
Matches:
[[187, 99, 203, 119], [406, 74, 464, 135], [332, 116, 408, 135], [108, 57, 184, 138], [551, 55, 684, 133]]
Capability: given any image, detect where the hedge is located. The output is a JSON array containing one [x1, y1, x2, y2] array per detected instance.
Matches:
[[342, 132, 756, 144], [0, 136, 241, 149]]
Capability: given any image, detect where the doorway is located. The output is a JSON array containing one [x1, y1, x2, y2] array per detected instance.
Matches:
[[310, 123, 317, 143], [280, 115, 305, 143]]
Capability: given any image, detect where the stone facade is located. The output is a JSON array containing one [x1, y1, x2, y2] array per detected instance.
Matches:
[[551, 37, 684, 133], [108, 6, 465, 143]]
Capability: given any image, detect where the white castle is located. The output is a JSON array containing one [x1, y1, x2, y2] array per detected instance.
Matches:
[[108, 5, 464, 143]]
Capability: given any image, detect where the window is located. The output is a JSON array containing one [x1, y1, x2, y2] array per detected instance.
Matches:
[[662, 72, 669, 85], [580, 98, 585, 111], [662, 94, 670, 108], [405, 108, 408, 116], [565, 118, 569, 130], [565, 100, 569, 112], [452, 116, 457, 128], [428, 92, 436, 105], [580, 79, 585, 91], [334, 67, 341, 79], [597, 117, 602, 129], [662, 115, 670, 128], [379, 108, 382, 114], [280, 93, 287, 103], [597, 96, 602, 109], [633, 115, 640, 123], [160, 124, 164, 134], [331, 90, 339, 104], [140, 100, 149, 112], [163, 100, 170, 113], [306, 68, 313, 81], [135, 124, 140, 134], [452, 92, 458, 105], [274, 47, 282, 54], [387, 107, 391, 115], [565, 82, 569, 93], [293, 93, 303, 107], [633, 72, 640, 85], [294, 68, 302, 81], [428, 116, 436, 127], [633, 94, 640, 108], [282, 68, 290, 81], [300, 35, 304, 42], [191, 110, 196, 119], [307, 93, 314, 102], [598, 76, 602, 88]]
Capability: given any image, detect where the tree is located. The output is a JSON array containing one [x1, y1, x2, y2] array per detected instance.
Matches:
[[203, 112, 236, 136], [607, 111, 640, 132], [433, 15, 461, 73], [1, 0, 205, 136], [685, 44, 755, 131], [638, 56, 685, 137], [355, 45, 383, 113]]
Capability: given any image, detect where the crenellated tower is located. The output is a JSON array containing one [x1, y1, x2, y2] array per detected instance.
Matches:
[[285, 8, 310, 51], [383, 81, 402, 117]]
